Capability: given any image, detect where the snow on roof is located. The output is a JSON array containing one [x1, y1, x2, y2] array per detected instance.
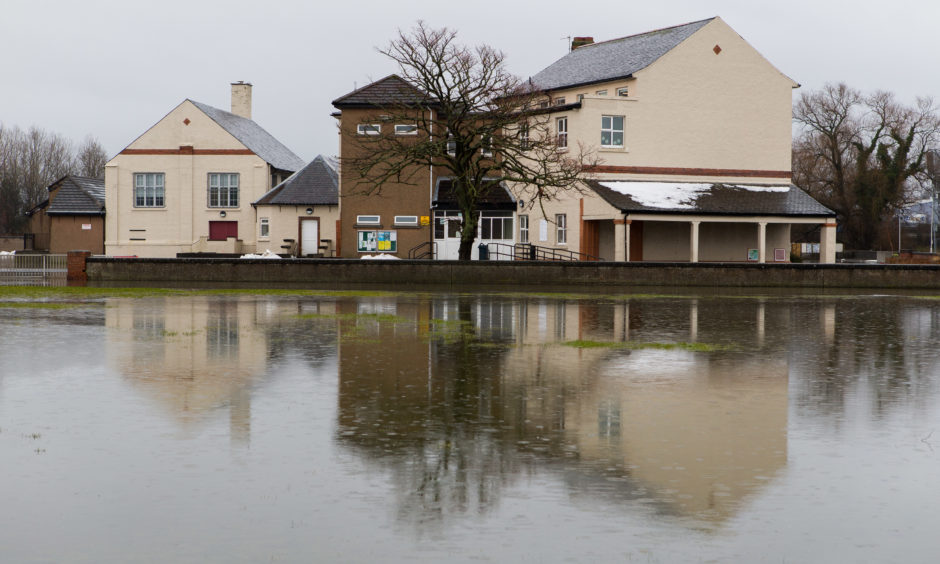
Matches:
[[597, 181, 789, 210]]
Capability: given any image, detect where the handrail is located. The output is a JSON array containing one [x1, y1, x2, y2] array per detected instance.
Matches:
[[484, 242, 600, 262], [408, 241, 437, 259]]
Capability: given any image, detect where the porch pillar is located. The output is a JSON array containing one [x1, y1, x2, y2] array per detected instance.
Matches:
[[614, 218, 627, 261], [689, 220, 700, 263], [757, 222, 767, 263], [820, 221, 837, 264]]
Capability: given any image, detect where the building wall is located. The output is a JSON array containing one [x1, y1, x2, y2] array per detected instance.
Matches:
[[337, 107, 434, 258], [545, 17, 795, 183], [105, 101, 273, 257], [49, 215, 105, 254], [255, 204, 339, 256]]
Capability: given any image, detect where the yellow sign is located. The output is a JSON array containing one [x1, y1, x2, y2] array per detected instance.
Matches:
[[420, 215, 430, 226]]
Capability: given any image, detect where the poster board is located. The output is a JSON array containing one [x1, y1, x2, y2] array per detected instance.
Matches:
[[358, 230, 397, 253]]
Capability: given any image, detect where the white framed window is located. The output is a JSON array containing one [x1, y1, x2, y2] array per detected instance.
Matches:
[[556, 213, 567, 245], [554, 97, 566, 105], [601, 115, 624, 148], [356, 215, 381, 225], [134, 172, 165, 208], [481, 135, 493, 157], [577, 94, 584, 102], [480, 212, 513, 240], [357, 124, 380, 135], [394, 215, 419, 226], [394, 124, 417, 135], [519, 214, 529, 244], [617, 87, 629, 97], [596, 89, 608, 96], [208, 173, 239, 207], [518, 123, 529, 149], [556, 117, 568, 149], [446, 133, 456, 156], [259, 217, 270, 238]]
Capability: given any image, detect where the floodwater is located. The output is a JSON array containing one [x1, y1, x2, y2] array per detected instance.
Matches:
[[1, 289, 939, 563]]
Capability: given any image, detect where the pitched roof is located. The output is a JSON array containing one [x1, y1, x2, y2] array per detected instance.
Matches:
[[332, 75, 430, 108], [46, 175, 106, 215], [530, 18, 714, 91], [189, 100, 305, 172], [433, 177, 516, 211], [586, 180, 835, 217], [254, 155, 338, 206]]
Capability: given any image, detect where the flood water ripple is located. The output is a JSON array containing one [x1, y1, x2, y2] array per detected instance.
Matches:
[[1, 290, 939, 563]]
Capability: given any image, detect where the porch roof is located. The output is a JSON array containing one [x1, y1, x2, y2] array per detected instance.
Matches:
[[585, 180, 835, 217], [433, 178, 516, 211]]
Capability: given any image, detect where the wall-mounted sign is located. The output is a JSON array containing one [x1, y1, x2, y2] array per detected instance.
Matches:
[[81, 224, 92, 230], [358, 230, 397, 253], [420, 216, 430, 226], [747, 249, 759, 262]]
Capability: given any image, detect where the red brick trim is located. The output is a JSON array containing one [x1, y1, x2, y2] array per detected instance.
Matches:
[[613, 219, 627, 225], [120, 148, 255, 156], [585, 165, 792, 179]]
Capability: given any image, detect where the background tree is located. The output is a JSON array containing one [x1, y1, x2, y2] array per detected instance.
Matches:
[[0, 124, 107, 234], [793, 83, 940, 250], [345, 22, 597, 260]]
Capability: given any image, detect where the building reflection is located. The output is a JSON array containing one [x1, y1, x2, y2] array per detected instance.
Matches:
[[335, 295, 789, 529]]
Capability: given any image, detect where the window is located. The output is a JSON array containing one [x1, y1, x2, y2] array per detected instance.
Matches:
[[519, 123, 529, 150], [480, 212, 513, 240], [446, 132, 456, 156], [394, 215, 419, 226], [556, 213, 567, 244], [134, 173, 165, 207], [357, 124, 380, 135], [208, 173, 239, 207], [519, 214, 529, 243], [617, 87, 629, 97], [596, 89, 608, 96], [556, 117, 568, 149], [577, 94, 584, 102], [601, 115, 624, 148], [481, 135, 493, 157], [259, 217, 270, 238], [395, 124, 417, 135], [356, 215, 380, 225], [554, 97, 566, 105]]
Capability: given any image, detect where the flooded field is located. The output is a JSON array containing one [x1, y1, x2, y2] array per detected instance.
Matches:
[[1, 288, 939, 563]]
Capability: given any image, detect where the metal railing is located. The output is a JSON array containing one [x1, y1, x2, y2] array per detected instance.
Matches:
[[408, 241, 437, 259], [0, 253, 68, 279], [484, 242, 600, 262]]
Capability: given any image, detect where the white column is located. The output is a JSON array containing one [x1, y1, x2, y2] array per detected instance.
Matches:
[[820, 221, 837, 264], [614, 219, 626, 261], [690, 220, 700, 263], [757, 222, 767, 264]]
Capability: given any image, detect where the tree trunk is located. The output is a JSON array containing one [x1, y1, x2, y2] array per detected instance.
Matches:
[[457, 212, 479, 260]]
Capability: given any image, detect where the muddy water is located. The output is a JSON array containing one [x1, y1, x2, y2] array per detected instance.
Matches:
[[1, 291, 938, 563]]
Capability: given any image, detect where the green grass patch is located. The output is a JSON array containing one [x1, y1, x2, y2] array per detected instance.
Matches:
[[0, 286, 407, 301], [564, 339, 733, 352], [0, 301, 84, 309]]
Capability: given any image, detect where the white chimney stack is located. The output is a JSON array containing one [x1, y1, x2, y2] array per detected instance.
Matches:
[[231, 81, 252, 119]]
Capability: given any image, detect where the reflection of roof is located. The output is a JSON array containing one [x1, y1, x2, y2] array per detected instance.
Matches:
[[530, 19, 713, 91], [254, 155, 338, 206], [46, 175, 106, 215], [189, 100, 305, 172], [433, 177, 516, 211], [332, 75, 430, 108], [586, 180, 835, 216]]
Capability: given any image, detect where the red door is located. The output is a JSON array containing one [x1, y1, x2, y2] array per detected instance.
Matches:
[[209, 221, 238, 241]]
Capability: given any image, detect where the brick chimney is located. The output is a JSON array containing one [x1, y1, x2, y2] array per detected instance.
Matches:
[[571, 37, 594, 50], [231, 81, 252, 119]]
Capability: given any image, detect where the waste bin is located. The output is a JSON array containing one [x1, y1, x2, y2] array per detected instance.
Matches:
[[478, 243, 489, 260]]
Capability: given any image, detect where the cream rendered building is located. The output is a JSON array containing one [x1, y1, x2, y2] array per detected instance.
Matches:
[[518, 17, 837, 263], [105, 83, 308, 257]]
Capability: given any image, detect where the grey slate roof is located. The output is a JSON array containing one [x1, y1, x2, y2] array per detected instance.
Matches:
[[530, 18, 714, 91], [433, 178, 516, 211], [332, 75, 430, 108], [189, 100, 305, 172], [46, 176, 106, 215], [586, 180, 836, 217], [254, 155, 338, 206]]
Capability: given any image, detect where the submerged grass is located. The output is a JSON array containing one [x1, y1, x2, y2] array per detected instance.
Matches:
[[295, 312, 408, 323], [564, 339, 734, 352], [0, 286, 407, 301], [0, 301, 84, 309]]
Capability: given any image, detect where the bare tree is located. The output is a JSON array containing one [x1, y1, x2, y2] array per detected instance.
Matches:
[[76, 135, 108, 179], [345, 22, 597, 260], [794, 83, 940, 250]]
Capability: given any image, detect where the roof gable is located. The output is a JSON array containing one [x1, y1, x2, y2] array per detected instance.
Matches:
[[530, 18, 714, 91], [46, 175, 106, 215], [332, 75, 430, 108], [189, 100, 305, 172], [254, 155, 338, 206]]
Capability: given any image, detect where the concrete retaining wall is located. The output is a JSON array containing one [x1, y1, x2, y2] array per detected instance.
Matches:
[[84, 257, 940, 289]]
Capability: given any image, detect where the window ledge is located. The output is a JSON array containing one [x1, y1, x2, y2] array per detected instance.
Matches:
[[599, 146, 628, 153]]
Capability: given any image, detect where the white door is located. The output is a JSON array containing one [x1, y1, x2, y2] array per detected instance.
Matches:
[[434, 211, 462, 260], [300, 219, 319, 256]]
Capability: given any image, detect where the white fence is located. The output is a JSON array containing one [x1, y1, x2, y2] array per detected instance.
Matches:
[[0, 254, 68, 280]]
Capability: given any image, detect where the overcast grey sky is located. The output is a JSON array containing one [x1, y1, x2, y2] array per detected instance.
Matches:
[[3, 0, 938, 164]]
